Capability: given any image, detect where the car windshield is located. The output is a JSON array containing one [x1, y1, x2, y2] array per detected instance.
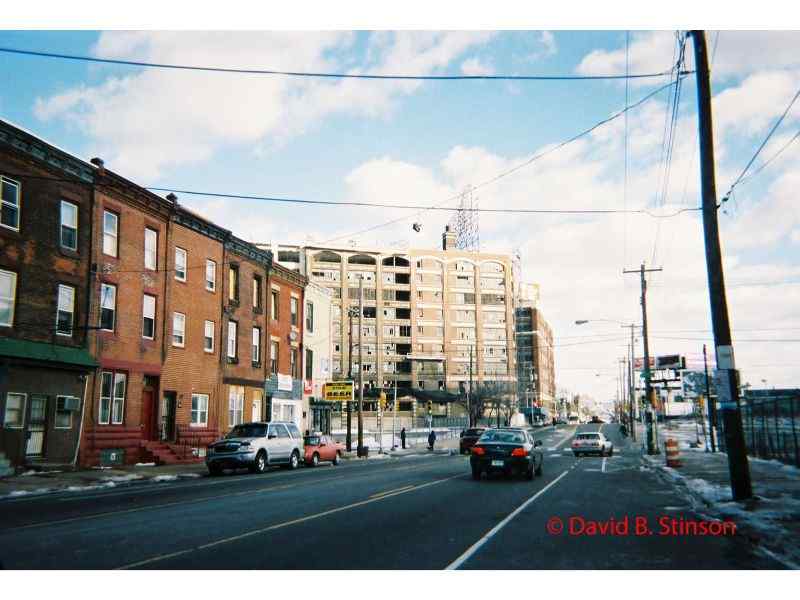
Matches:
[[305, 436, 321, 446], [227, 424, 266, 438], [479, 430, 526, 444], [577, 433, 600, 440], [465, 429, 485, 436]]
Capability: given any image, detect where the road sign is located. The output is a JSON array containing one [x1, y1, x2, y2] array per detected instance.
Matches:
[[656, 354, 686, 370], [323, 381, 354, 403]]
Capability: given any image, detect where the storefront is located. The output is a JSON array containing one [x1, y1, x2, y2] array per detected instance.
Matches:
[[265, 373, 303, 430]]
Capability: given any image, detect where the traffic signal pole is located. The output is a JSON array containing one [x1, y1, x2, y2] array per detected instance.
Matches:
[[690, 30, 752, 500]]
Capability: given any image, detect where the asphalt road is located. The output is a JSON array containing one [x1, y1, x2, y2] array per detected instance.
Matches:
[[0, 424, 783, 569]]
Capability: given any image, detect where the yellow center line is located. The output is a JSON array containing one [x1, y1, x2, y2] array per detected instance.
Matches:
[[369, 485, 414, 499], [118, 472, 464, 569]]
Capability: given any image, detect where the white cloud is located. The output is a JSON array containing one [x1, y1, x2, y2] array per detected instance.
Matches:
[[33, 31, 495, 180], [460, 57, 494, 76]]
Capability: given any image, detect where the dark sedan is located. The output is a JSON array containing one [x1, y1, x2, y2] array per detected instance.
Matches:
[[469, 427, 543, 480], [459, 427, 487, 454]]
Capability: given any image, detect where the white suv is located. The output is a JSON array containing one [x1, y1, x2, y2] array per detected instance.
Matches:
[[206, 421, 304, 475]]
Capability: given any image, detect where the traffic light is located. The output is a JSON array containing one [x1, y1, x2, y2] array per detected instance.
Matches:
[[379, 391, 387, 412], [427, 400, 433, 413]]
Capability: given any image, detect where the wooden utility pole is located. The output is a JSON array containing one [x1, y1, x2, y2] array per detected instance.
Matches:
[[690, 30, 752, 499], [346, 306, 357, 452], [624, 264, 662, 454], [357, 276, 365, 456]]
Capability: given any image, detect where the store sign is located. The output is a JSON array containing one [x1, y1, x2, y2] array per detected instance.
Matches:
[[323, 381, 354, 402], [277, 373, 293, 392]]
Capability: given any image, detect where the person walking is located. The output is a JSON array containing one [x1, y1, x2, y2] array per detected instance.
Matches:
[[400, 427, 406, 449], [428, 429, 436, 451]]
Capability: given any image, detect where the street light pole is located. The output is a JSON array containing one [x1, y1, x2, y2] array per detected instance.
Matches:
[[346, 306, 356, 452], [357, 275, 364, 457]]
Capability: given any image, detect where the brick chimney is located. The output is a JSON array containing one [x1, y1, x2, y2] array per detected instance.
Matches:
[[442, 225, 457, 251]]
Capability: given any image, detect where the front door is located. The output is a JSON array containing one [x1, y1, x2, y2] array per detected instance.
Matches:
[[141, 389, 156, 440], [25, 395, 47, 457], [161, 392, 177, 442], [252, 390, 263, 422]]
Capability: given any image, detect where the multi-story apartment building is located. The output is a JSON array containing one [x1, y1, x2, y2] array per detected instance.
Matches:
[[0, 120, 97, 470], [261, 225, 517, 416], [515, 287, 556, 418]]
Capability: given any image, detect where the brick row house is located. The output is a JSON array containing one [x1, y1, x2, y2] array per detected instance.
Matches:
[[0, 119, 310, 471]]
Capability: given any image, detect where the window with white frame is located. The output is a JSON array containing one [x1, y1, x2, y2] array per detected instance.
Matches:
[[204, 320, 214, 353], [3, 392, 25, 428], [227, 320, 238, 359], [252, 276, 262, 310], [228, 386, 244, 426], [1, 175, 21, 231], [0, 269, 17, 327], [290, 297, 298, 326], [252, 327, 261, 364], [291, 347, 299, 378], [60, 201, 78, 251], [305, 300, 314, 333], [99, 371, 126, 425], [144, 227, 158, 270], [99, 283, 116, 331], [205, 259, 216, 291], [175, 247, 187, 281], [102, 210, 118, 257], [56, 284, 75, 336], [271, 290, 279, 320], [142, 294, 156, 339], [55, 396, 76, 429], [271, 340, 279, 375], [191, 394, 209, 426], [172, 312, 186, 347]]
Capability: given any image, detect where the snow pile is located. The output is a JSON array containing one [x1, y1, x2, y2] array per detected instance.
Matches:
[[65, 481, 117, 492], [5, 488, 53, 498], [134, 462, 156, 467], [151, 474, 178, 482], [103, 474, 144, 483], [684, 477, 733, 504], [177, 473, 201, 479], [19, 470, 38, 477]]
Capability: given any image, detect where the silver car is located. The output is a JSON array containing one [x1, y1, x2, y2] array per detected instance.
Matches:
[[206, 421, 304, 475], [571, 432, 614, 457]]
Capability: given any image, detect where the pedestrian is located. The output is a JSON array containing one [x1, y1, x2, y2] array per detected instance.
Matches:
[[400, 427, 406, 449], [428, 429, 436, 451]]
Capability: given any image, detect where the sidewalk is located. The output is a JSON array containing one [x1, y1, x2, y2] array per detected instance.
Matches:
[[643, 419, 800, 568]]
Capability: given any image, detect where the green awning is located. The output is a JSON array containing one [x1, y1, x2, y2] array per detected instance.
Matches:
[[0, 338, 97, 369]]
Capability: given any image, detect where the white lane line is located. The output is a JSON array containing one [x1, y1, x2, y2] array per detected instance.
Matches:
[[602, 457, 607, 473], [118, 472, 463, 569], [547, 434, 573, 452], [445, 469, 570, 570]]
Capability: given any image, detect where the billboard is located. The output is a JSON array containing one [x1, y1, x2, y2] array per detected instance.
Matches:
[[323, 381, 354, 403]]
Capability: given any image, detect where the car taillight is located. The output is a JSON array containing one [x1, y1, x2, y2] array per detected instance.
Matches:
[[472, 446, 485, 456], [511, 448, 528, 457]]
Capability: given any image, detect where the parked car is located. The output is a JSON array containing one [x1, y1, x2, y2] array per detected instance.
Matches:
[[304, 433, 344, 466], [470, 427, 544, 480], [459, 427, 487, 454], [554, 417, 568, 425], [571, 432, 614, 457], [206, 421, 304, 475]]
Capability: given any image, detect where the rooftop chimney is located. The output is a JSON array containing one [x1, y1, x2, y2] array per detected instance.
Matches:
[[90, 157, 105, 176], [442, 225, 457, 251]]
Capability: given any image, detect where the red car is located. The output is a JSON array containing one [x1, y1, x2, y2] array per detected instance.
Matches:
[[304, 434, 344, 467]]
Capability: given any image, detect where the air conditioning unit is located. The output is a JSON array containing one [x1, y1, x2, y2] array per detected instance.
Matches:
[[58, 396, 81, 412]]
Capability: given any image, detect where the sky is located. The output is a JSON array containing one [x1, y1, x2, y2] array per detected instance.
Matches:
[[2, 29, 799, 403]]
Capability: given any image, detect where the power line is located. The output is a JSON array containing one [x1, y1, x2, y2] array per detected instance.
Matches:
[[0, 45, 688, 82], [736, 129, 800, 185], [722, 83, 800, 202], [321, 78, 685, 245]]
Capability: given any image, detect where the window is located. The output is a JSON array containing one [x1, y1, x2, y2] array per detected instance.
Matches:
[[55, 396, 76, 429], [191, 394, 209, 427], [56, 284, 75, 336], [252, 276, 262, 310], [306, 301, 314, 333], [60, 201, 78, 250], [142, 294, 156, 339], [172, 312, 186, 347], [99, 371, 126, 425], [102, 211, 118, 257], [99, 283, 116, 331], [3, 392, 25, 428], [291, 297, 299, 327], [175, 247, 187, 281], [252, 327, 261, 364], [227, 321, 238, 359], [228, 265, 239, 302], [205, 260, 216, 292], [144, 228, 158, 270], [1, 175, 21, 231], [271, 290, 279, 320], [229, 386, 244, 427], [204, 320, 215, 353], [0, 270, 17, 327], [305, 348, 313, 380], [271, 341, 279, 375], [291, 348, 299, 378]]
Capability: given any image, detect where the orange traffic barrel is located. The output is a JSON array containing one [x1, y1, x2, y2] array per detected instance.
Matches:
[[665, 438, 681, 467]]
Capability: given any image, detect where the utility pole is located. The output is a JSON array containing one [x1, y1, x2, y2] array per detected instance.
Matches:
[[625, 325, 637, 441], [392, 377, 397, 450], [357, 276, 365, 457], [346, 306, 357, 452], [624, 264, 662, 454], [704, 343, 717, 452], [690, 30, 752, 499], [468, 344, 474, 427]]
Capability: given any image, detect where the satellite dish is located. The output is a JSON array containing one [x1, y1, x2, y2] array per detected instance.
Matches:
[[412, 223, 422, 232]]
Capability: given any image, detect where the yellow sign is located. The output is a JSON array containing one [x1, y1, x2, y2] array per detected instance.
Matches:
[[323, 381, 354, 403], [379, 391, 387, 411]]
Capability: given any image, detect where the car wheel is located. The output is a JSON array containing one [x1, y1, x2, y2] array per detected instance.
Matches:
[[535, 461, 543, 477], [332, 451, 341, 466], [471, 467, 481, 481], [289, 450, 299, 470], [311, 453, 320, 467], [250, 451, 268, 474], [208, 463, 223, 477]]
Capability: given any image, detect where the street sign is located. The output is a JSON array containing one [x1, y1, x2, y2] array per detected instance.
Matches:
[[656, 354, 686, 370], [322, 381, 354, 403]]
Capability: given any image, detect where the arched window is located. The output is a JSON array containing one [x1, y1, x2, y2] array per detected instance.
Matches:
[[313, 250, 341, 263], [348, 254, 376, 265], [382, 256, 410, 267]]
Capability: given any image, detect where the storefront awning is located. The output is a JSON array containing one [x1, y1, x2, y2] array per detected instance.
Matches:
[[0, 338, 97, 370]]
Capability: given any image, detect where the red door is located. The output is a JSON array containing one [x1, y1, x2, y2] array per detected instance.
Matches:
[[141, 390, 155, 440]]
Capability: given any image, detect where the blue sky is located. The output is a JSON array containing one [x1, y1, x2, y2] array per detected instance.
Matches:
[[2, 30, 799, 399]]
